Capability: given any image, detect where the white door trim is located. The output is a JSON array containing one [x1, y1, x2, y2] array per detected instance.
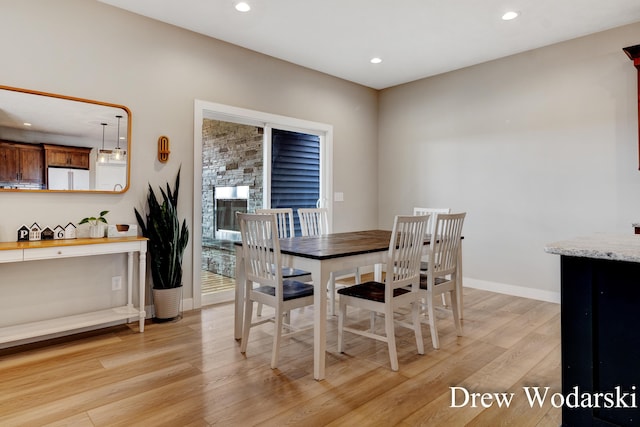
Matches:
[[193, 99, 334, 308]]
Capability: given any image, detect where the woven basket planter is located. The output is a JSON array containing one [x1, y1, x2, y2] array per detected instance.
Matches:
[[152, 286, 183, 322]]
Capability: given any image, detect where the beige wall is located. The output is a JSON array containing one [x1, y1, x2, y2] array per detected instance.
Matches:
[[0, 0, 378, 325], [3, 0, 640, 330], [378, 22, 640, 300]]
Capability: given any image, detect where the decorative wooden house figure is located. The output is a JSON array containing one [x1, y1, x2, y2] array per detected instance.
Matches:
[[41, 226, 54, 240], [64, 222, 77, 239], [29, 222, 42, 241], [17, 224, 30, 242], [53, 225, 65, 240]]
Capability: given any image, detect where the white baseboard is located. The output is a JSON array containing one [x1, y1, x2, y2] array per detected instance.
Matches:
[[463, 277, 560, 304], [182, 298, 194, 311]]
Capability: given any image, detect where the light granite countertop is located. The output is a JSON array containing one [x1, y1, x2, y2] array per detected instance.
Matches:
[[544, 233, 640, 263]]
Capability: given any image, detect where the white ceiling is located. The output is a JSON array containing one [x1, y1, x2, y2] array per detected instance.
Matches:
[[99, 0, 640, 89]]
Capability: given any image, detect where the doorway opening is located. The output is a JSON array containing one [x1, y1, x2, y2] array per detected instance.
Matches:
[[193, 100, 334, 308]]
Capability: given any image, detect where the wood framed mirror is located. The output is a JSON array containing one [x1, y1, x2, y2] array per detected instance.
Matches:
[[0, 85, 131, 193]]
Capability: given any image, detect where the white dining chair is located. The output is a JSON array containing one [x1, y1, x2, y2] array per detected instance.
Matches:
[[238, 213, 315, 369], [255, 208, 312, 317], [337, 215, 428, 371], [419, 212, 466, 349], [298, 207, 329, 237], [298, 208, 361, 316], [413, 207, 450, 237], [413, 207, 451, 305], [256, 208, 296, 238], [256, 208, 312, 282]]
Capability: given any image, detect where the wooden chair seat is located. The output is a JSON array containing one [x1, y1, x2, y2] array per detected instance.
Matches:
[[338, 281, 410, 303], [254, 280, 314, 300], [419, 276, 449, 288]]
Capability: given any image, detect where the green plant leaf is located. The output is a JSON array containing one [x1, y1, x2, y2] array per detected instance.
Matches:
[[134, 168, 188, 289]]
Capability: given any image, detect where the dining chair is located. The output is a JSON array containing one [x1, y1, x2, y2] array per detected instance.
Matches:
[[337, 215, 429, 371], [413, 207, 450, 236], [298, 207, 329, 236], [255, 208, 313, 316], [419, 212, 466, 349], [238, 213, 315, 369], [413, 207, 451, 305], [256, 208, 296, 238], [413, 207, 450, 267], [298, 207, 361, 316]]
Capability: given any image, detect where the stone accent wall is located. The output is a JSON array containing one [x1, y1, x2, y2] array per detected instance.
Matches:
[[201, 119, 263, 277]]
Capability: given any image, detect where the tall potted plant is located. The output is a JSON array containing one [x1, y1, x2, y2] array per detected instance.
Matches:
[[135, 168, 189, 321]]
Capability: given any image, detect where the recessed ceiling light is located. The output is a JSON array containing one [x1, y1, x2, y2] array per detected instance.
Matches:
[[370, 57, 382, 64], [502, 11, 519, 20], [23, 122, 32, 127], [235, 2, 251, 12]]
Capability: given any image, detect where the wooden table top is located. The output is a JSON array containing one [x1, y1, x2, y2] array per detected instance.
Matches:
[[234, 229, 455, 260], [278, 230, 394, 260], [234, 229, 393, 260]]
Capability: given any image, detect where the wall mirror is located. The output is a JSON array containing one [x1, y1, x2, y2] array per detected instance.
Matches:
[[0, 85, 131, 193]]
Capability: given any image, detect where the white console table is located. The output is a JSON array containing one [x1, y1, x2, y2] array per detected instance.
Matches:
[[0, 237, 147, 345]]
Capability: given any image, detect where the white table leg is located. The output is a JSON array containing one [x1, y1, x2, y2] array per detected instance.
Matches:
[[312, 262, 329, 380], [284, 254, 328, 380]]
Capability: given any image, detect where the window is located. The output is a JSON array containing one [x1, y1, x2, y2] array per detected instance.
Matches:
[[271, 129, 320, 235]]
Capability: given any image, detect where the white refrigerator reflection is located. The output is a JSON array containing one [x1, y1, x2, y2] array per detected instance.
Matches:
[[48, 167, 90, 190]]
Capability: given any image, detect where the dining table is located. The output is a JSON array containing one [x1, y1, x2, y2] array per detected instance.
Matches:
[[234, 229, 464, 381]]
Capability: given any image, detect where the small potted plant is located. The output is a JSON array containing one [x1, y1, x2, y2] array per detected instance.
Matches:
[[79, 210, 109, 238]]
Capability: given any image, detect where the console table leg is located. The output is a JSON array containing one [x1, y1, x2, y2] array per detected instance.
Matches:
[[139, 250, 147, 332], [127, 252, 134, 308]]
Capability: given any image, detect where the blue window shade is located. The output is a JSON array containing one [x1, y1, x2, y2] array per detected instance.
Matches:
[[271, 129, 320, 236]]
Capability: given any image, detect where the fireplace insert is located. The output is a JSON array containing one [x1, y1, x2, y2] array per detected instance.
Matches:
[[214, 185, 249, 241]]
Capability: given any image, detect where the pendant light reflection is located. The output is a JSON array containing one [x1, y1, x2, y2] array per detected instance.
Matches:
[[97, 122, 109, 163], [112, 114, 124, 161]]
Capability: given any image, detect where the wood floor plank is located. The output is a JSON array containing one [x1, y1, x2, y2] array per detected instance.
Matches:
[[326, 340, 505, 426], [0, 286, 562, 426], [41, 412, 95, 427], [0, 363, 198, 426], [464, 342, 561, 426], [401, 331, 560, 426], [479, 300, 560, 349]]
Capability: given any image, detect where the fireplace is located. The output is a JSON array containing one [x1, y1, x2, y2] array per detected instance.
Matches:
[[214, 186, 249, 241]]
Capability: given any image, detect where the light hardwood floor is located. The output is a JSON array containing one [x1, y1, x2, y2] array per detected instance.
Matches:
[[0, 283, 561, 426]]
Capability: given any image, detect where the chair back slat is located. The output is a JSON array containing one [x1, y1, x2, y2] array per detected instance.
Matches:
[[256, 208, 295, 238], [298, 208, 329, 236], [386, 215, 429, 296], [430, 212, 466, 277]]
